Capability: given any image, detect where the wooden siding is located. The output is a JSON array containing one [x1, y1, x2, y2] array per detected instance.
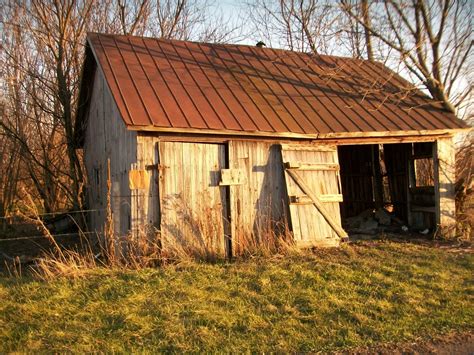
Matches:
[[83, 68, 137, 235], [228, 141, 288, 255], [434, 136, 456, 236], [135, 139, 289, 254], [281, 144, 342, 246], [134, 138, 350, 252], [158, 141, 228, 255], [132, 136, 160, 234]]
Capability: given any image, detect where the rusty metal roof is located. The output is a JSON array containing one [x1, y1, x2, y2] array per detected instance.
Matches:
[[83, 32, 467, 138]]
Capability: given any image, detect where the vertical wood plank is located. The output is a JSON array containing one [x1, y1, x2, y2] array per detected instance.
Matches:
[[159, 142, 227, 256], [227, 141, 288, 255], [84, 68, 137, 236], [434, 136, 456, 237]]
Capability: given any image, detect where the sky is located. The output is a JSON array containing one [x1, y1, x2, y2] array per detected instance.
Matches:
[[217, 0, 265, 46]]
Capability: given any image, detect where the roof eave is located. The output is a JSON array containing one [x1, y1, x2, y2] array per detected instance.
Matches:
[[128, 125, 471, 140]]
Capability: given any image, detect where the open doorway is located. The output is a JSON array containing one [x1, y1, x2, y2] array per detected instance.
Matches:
[[338, 142, 436, 236]]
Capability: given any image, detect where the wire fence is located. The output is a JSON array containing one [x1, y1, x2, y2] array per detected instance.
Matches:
[[0, 208, 106, 243], [0, 208, 105, 220], [0, 231, 97, 243]]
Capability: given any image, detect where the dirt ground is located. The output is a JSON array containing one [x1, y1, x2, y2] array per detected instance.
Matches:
[[341, 330, 474, 355], [349, 233, 474, 255]]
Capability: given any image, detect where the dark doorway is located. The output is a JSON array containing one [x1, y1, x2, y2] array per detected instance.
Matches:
[[338, 142, 436, 235]]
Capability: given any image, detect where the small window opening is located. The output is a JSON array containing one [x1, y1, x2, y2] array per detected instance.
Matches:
[[93, 166, 101, 202], [94, 167, 100, 186], [414, 158, 434, 187]]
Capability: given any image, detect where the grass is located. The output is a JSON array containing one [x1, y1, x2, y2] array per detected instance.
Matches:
[[0, 240, 473, 352]]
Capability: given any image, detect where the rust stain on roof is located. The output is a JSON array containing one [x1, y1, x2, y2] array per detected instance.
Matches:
[[84, 32, 467, 136]]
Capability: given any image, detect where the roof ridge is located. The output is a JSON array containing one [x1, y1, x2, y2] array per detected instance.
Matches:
[[86, 32, 377, 64]]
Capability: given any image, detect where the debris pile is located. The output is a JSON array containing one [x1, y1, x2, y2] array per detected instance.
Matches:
[[343, 207, 405, 235]]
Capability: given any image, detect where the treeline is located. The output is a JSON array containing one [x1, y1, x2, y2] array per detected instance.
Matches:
[[0, 0, 472, 223]]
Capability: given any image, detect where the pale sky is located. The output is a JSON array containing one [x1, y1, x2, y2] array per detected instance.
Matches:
[[218, 0, 266, 46]]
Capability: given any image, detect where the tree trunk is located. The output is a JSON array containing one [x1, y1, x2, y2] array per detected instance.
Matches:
[[361, 0, 373, 61]]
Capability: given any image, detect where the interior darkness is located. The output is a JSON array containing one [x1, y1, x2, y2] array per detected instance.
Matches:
[[338, 142, 436, 234]]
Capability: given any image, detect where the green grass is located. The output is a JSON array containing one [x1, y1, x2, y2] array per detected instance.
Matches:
[[0, 241, 473, 352]]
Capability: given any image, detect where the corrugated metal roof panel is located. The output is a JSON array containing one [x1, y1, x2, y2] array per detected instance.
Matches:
[[86, 32, 467, 136]]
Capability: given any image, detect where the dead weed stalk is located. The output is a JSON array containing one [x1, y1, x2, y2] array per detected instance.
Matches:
[[455, 135, 473, 240], [29, 167, 300, 279]]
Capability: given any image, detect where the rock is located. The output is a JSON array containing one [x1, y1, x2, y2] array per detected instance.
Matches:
[[375, 208, 391, 226]]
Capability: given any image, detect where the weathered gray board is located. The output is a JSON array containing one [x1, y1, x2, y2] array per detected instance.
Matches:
[[158, 141, 228, 256], [134, 139, 346, 253], [135, 139, 289, 255], [84, 67, 137, 236], [227, 141, 288, 255], [281, 143, 344, 247]]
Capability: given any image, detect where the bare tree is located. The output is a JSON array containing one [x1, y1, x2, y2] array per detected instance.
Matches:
[[0, 0, 244, 217], [0, 128, 21, 230], [360, 0, 373, 61], [247, 0, 344, 53], [149, 0, 243, 43], [246, 0, 472, 117], [341, 0, 473, 114], [117, 0, 151, 35], [1, 8, 71, 213], [0, 0, 98, 211]]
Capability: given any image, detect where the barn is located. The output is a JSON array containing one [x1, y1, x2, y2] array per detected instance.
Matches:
[[75, 33, 468, 256]]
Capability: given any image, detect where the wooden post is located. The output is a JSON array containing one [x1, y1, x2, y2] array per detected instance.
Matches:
[[434, 136, 456, 238], [105, 158, 116, 258], [371, 145, 384, 209], [407, 145, 415, 226]]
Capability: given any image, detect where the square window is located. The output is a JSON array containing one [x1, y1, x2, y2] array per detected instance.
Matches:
[[414, 158, 434, 187]]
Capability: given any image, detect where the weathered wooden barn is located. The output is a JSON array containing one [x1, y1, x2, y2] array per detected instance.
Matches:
[[75, 33, 468, 255]]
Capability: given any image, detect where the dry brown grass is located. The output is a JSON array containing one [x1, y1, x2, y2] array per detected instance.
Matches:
[[32, 226, 164, 280], [30, 203, 298, 279], [161, 196, 227, 263], [233, 215, 299, 258], [30, 163, 163, 279], [31, 218, 298, 280], [10, 190, 99, 279], [456, 135, 473, 240]]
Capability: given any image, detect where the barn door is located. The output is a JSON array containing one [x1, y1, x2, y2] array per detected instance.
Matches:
[[158, 142, 228, 256], [281, 143, 347, 247]]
